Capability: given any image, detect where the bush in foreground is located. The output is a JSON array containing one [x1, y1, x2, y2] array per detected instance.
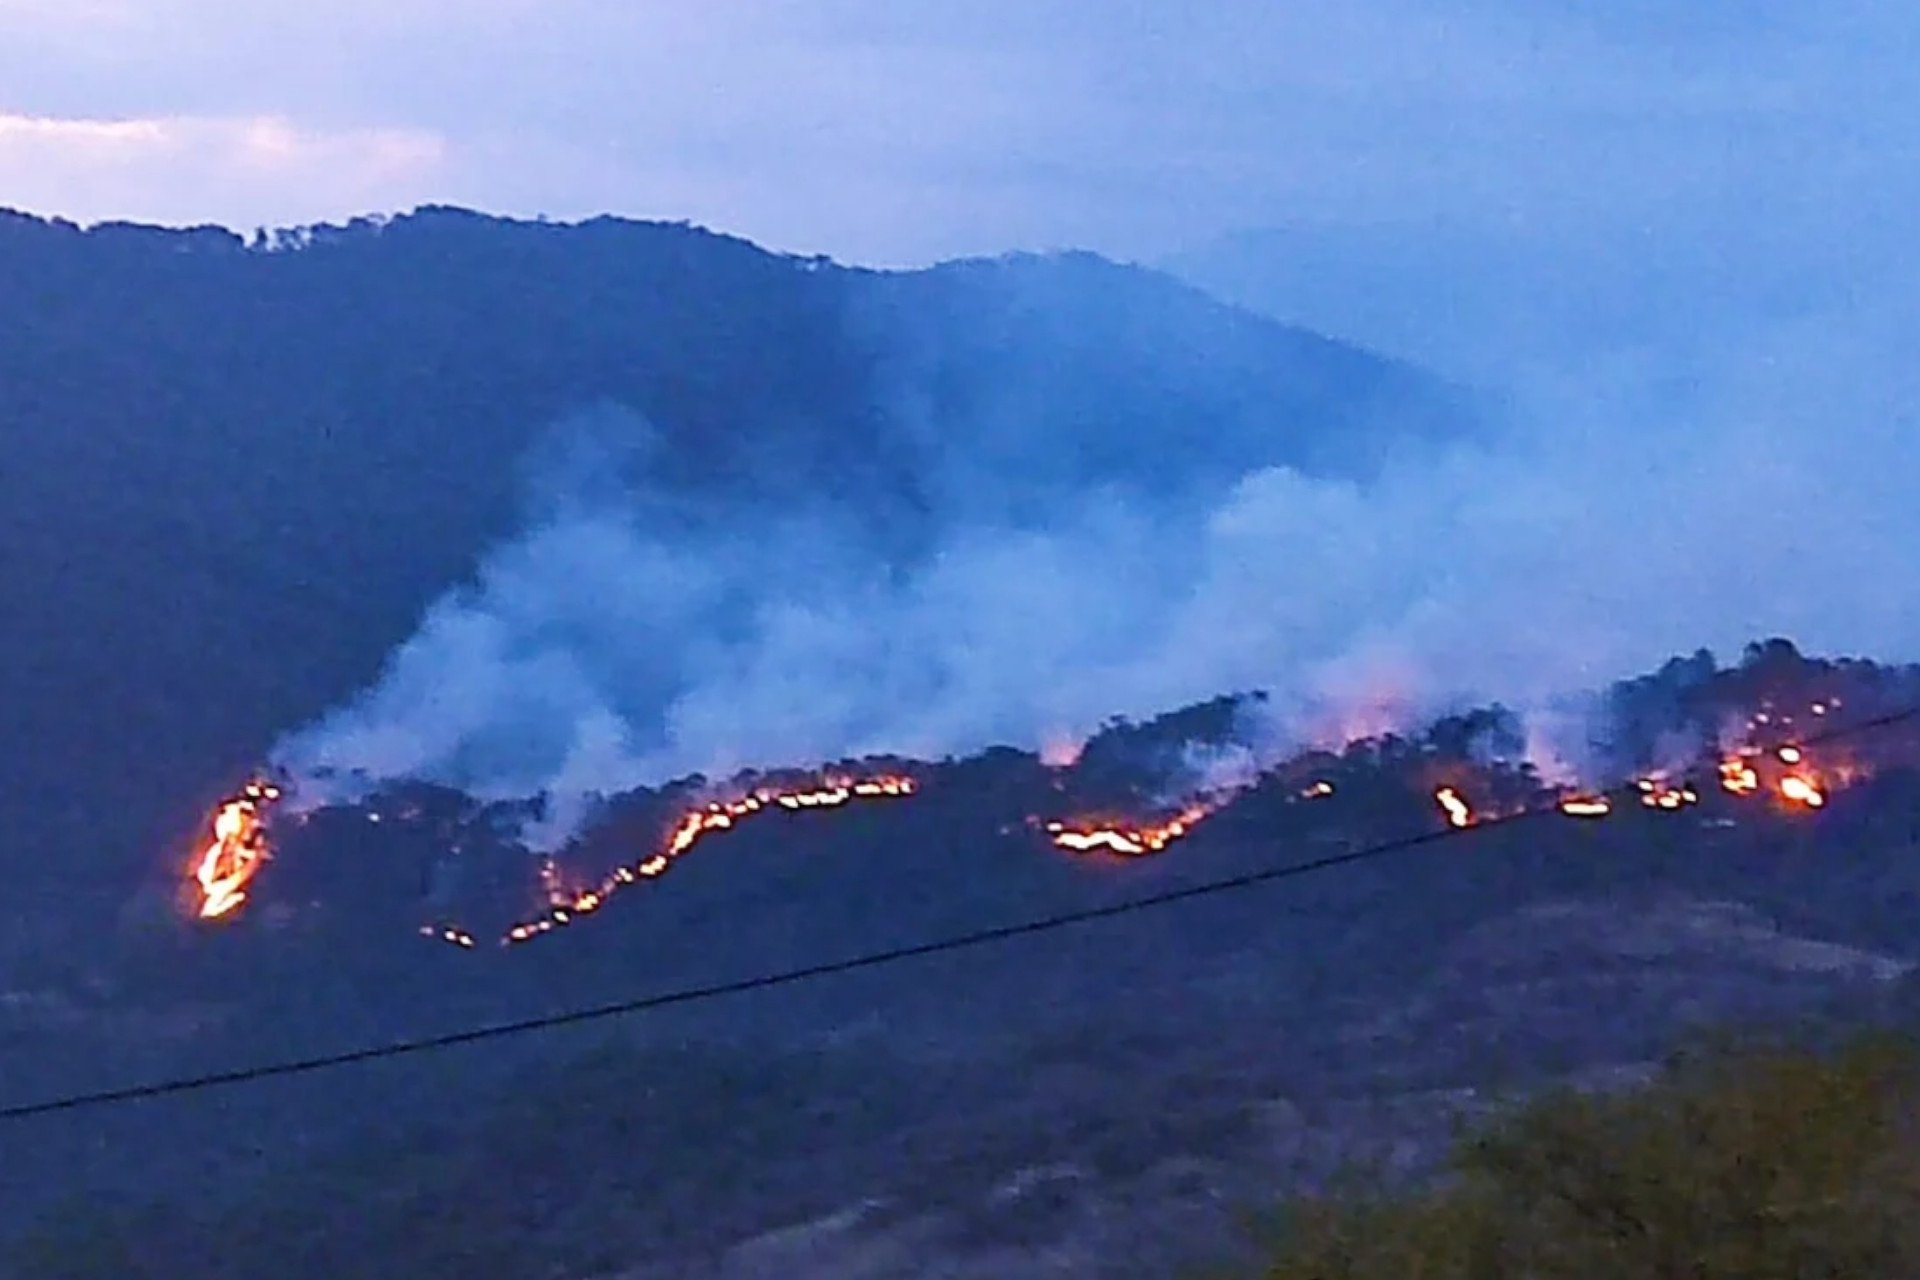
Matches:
[[1256, 1031, 1920, 1279]]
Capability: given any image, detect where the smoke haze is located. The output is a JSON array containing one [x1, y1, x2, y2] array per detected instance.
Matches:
[[270, 269, 1920, 838]]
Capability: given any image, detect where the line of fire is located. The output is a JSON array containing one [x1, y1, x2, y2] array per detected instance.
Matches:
[[184, 651, 1920, 954]]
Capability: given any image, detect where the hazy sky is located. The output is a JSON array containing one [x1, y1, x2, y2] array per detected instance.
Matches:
[[2, 0, 1912, 271], [8, 0, 1915, 819]]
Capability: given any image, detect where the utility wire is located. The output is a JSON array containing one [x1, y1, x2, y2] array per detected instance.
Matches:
[[2, 702, 1913, 1124]]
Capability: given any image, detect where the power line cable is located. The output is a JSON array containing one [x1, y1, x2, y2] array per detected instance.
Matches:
[[3, 700, 1913, 1123]]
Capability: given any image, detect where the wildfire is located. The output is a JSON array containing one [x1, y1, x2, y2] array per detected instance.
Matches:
[[1714, 741, 1849, 812], [1636, 778, 1699, 811], [1779, 774, 1827, 808], [1046, 804, 1214, 857], [186, 670, 1895, 952], [1434, 786, 1474, 828], [191, 780, 280, 920], [1720, 758, 1761, 795], [1559, 795, 1612, 818], [490, 774, 919, 948]]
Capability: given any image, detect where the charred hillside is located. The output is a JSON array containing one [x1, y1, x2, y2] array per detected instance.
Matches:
[[0, 206, 1481, 907]]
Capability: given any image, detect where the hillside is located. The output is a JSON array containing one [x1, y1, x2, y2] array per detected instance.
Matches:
[[5, 641, 1920, 1277], [18, 208, 1916, 1279], [0, 206, 1481, 909]]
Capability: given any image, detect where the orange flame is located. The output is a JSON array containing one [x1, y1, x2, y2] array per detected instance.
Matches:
[[1636, 777, 1699, 811], [1779, 773, 1827, 808], [1434, 786, 1474, 828], [1558, 795, 1612, 818], [190, 781, 280, 920], [1720, 757, 1761, 795], [485, 774, 919, 948], [1046, 803, 1213, 857], [1718, 742, 1847, 812]]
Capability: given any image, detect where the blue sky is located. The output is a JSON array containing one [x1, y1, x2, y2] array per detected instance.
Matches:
[[2, 0, 1911, 273]]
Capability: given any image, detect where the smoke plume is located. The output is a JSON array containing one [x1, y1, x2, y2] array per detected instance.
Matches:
[[270, 280, 1920, 842]]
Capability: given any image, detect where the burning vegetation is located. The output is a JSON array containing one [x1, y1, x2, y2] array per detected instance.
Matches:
[[179, 640, 1920, 953], [1557, 795, 1612, 818], [1635, 777, 1699, 811], [190, 780, 281, 920], [1715, 743, 1844, 811], [1434, 786, 1475, 828], [1045, 804, 1215, 857], [476, 775, 917, 949]]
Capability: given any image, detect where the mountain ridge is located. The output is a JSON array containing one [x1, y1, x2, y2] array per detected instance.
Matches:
[[0, 202, 1482, 902]]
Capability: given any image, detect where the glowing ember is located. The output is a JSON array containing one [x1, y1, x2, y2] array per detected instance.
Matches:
[[1434, 786, 1473, 828], [1046, 803, 1215, 857], [419, 924, 477, 949], [1302, 780, 1335, 799], [1777, 745, 1803, 764], [1559, 795, 1612, 818], [190, 780, 280, 920], [483, 774, 919, 948], [1720, 758, 1761, 795]]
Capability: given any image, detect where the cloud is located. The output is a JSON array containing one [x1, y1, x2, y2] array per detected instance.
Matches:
[[0, 113, 167, 145], [0, 0, 1910, 265], [0, 111, 446, 229]]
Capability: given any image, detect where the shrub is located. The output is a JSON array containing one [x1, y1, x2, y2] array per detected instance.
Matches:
[[1256, 1031, 1920, 1279]]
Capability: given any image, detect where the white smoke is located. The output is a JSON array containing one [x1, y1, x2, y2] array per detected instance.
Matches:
[[1517, 703, 1592, 790], [270, 287, 1920, 843], [1165, 740, 1263, 807]]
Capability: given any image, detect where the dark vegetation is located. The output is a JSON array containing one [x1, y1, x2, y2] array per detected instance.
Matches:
[[1255, 1030, 1920, 1279]]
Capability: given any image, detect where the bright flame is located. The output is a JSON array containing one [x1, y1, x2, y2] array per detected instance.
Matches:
[[1559, 795, 1612, 818], [1779, 774, 1827, 808], [190, 781, 280, 920], [1047, 804, 1213, 857], [1636, 778, 1699, 811], [1716, 739, 1851, 811], [481, 774, 919, 948], [1435, 786, 1473, 828]]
